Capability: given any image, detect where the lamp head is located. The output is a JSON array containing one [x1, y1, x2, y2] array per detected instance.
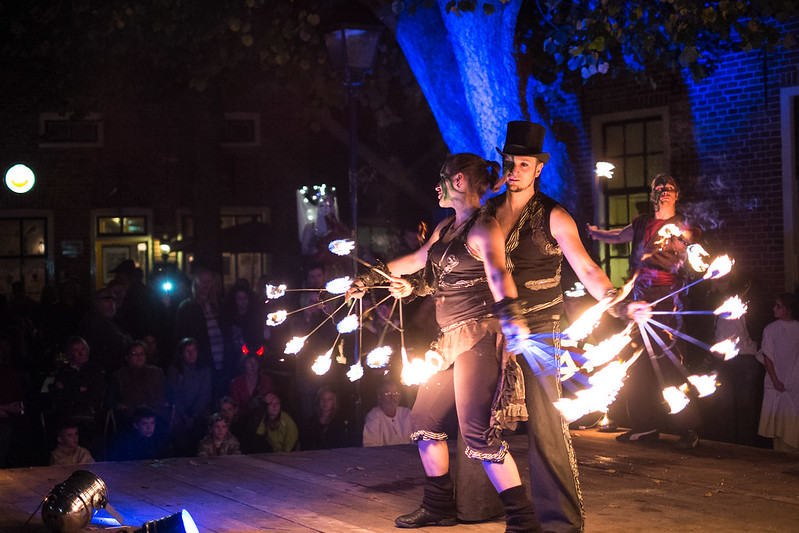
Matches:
[[42, 470, 109, 532]]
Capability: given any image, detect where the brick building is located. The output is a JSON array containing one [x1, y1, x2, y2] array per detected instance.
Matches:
[[547, 18, 799, 317], [1, 16, 797, 321]]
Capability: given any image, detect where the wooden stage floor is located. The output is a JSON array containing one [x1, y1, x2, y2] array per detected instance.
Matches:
[[2, 430, 797, 532]]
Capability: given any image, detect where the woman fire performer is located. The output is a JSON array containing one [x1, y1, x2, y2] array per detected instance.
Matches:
[[352, 153, 540, 531]]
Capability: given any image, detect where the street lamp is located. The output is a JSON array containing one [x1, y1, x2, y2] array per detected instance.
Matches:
[[323, 13, 382, 258], [324, 10, 381, 447]]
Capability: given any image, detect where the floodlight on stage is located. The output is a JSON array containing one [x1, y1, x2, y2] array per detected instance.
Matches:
[[135, 510, 199, 533], [40, 470, 124, 532]]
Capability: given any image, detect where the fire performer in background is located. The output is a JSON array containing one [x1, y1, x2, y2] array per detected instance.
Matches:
[[354, 153, 543, 531], [587, 173, 702, 449], [477, 121, 618, 533]]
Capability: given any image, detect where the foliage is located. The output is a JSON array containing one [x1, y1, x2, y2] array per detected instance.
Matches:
[[4, 0, 792, 112], [0, 0, 425, 129], [397, 0, 796, 89], [519, 0, 797, 89]]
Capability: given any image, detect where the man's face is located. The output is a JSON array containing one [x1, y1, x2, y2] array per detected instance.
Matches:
[[651, 183, 678, 211], [195, 271, 215, 301], [378, 385, 400, 417], [502, 155, 542, 193], [96, 294, 116, 318], [135, 417, 156, 438], [66, 341, 89, 367], [182, 343, 198, 365]]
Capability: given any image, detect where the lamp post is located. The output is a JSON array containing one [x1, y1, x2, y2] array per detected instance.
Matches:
[[324, 12, 381, 447], [323, 17, 382, 263]]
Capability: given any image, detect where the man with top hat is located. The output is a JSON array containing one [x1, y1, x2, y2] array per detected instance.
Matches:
[[481, 120, 618, 533], [587, 173, 702, 450]]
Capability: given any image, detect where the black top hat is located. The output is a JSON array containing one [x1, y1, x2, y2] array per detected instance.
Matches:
[[109, 259, 136, 275], [496, 121, 550, 163]]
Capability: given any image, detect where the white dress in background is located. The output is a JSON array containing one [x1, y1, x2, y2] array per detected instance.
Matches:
[[757, 318, 799, 451]]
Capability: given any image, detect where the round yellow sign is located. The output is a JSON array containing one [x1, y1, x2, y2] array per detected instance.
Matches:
[[5, 164, 35, 194]]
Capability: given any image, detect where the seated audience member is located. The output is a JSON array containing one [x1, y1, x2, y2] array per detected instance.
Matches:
[[218, 395, 245, 440], [362, 380, 412, 447], [50, 336, 105, 444], [112, 407, 171, 461], [197, 412, 241, 457], [255, 392, 298, 453], [167, 337, 212, 456], [50, 420, 95, 465], [79, 287, 130, 377], [229, 353, 274, 418], [108, 340, 168, 427], [301, 385, 353, 450]]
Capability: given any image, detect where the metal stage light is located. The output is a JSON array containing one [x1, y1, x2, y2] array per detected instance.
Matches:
[[40, 470, 124, 532], [34, 469, 198, 533]]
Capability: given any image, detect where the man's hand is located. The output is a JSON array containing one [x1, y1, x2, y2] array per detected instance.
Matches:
[[501, 318, 530, 353], [627, 301, 652, 322], [388, 277, 413, 299], [492, 297, 530, 353]]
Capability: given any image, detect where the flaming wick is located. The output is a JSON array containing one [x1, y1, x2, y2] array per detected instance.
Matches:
[[648, 255, 734, 308], [328, 239, 393, 281], [347, 363, 364, 382]]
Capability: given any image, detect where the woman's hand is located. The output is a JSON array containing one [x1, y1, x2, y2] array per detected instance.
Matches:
[[346, 279, 366, 301], [388, 277, 413, 299], [771, 376, 786, 392]]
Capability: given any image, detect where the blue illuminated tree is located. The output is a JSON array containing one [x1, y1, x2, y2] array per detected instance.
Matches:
[[373, 0, 795, 206], [389, 1, 577, 205]]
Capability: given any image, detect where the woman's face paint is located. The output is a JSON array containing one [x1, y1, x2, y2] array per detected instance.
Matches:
[[437, 170, 454, 202]]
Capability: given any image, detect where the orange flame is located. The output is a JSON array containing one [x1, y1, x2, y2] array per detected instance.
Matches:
[[662, 386, 690, 414], [311, 349, 333, 375], [714, 296, 747, 320], [284, 336, 307, 355], [580, 323, 634, 371], [554, 350, 640, 422], [703, 255, 734, 280], [686, 244, 710, 273], [686, 374, 718, 397], [710, 337, 739, 360], [401, 349, 445, 386]]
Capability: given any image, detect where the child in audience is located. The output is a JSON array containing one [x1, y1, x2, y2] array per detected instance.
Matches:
[[197, 413, 241, 457], [112, 406, 172, 461], [50, 420, 95, 465]]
